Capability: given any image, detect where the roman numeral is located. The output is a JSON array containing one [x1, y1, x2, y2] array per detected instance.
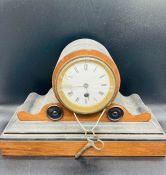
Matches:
[[68, 91, 73, 96], [101, 84, 107, 86], [93, 66, 97, 72], [68, 75, 73, 79], [74, 67, 79, 73], [75, 97, 79, 102], [84, 63, 88, 71], [94, 98, 97, 102], [99, 74, 105, 78], [99, 91, 104, 95]]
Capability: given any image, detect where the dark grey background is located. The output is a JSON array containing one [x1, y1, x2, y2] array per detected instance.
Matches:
[[0, 1, 166, 175], [1, 0, 166, 104]]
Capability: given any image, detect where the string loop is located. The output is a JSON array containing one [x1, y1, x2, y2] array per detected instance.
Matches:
[[73, 109, 106, 150]]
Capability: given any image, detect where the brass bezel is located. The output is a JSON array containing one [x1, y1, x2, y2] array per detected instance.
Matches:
[[55, 56, 117, 114]]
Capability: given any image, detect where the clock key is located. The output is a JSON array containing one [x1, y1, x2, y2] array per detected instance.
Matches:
[[75, 139, 94, 158]]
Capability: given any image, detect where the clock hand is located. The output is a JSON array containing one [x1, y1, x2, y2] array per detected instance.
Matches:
[[62, 84, 84, 88]]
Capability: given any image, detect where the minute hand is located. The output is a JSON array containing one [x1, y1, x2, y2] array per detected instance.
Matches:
[[62, 84, 84, 88]]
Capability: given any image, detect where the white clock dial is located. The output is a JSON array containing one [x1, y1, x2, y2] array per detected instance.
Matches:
[[61, 58, 111, 106], [55, 56, 117, 114]]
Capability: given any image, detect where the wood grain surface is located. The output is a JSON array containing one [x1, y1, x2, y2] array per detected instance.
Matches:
[[0, 140, 166, 156], [17, 103, 151, 122]]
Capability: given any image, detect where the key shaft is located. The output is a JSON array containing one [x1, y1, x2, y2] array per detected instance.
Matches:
[[75, 141, 93, 158]]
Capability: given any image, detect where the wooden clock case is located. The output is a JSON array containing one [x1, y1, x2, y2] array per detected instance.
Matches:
[[0, 39, 166, 157]]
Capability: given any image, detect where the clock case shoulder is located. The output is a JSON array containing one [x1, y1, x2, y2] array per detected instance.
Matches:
[[17, 89, 151, 122]]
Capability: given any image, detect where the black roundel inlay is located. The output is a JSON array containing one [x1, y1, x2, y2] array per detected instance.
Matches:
[[107, 107, 124, 121], [47, 106, 63, 120]]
